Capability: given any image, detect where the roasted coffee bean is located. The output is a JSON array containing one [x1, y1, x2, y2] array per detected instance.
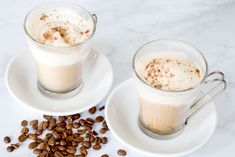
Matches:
[[56, 126, 65, 132], [73, 122, 80, 128], [75, 136, 84, 143], [54, 151, 64, 157], [102, 137, 108, 144], [28, 133, 37, 140], [32, 124, 38, 130], [48, 118, 56, 130], [75, 155, 85, 157], [35, 138, 43, 144], [30, 119, 38, 126], [96, 116, 104, 122], [92, 144, 101, 150], [66, 135, 74, 142], [101, 154, 109, 157], [11, 143, 20, 149], [60, 139, 67, 146], [88, 106, 97, 114], [35, 129, 43, 136], [58, 145, 66, 151], [43, 121, 49, 130], [45, 133, 52, 138], [73, 113, 81, 120], [21, 120, 28, 126], [33, 148, 42, 155], [68, 116, 74, 123], [3, 136, 11, 144], [82, 141, 91, 149], [100, 128, 107, 134], [92, 130, 98, 136], [117, 149, 127, 156], [72, 140, 78, 147], [7, 146, 14, 152], [79, 119, 86, 126], [95, 137, 102, 144], [77, 129, 86, 135], [38, 142, 46, 149], [18, 134, 27, 142], [66, 146, 76, 154], [99, 106, 105, 111], [102, 120, 108, 128], [59, 116, 67, 121], [48, 137, 56, 146], [28, 142, 38, 149], [88, 135, 95, 142], [66, 123, 73, 130], [68, 154, 75, 157], [52, 131, 62, 140], [66, 129, 73, 135], [43, 115, 52, 120], [84, 124, 92, 130], [80, 146, 88, 156]]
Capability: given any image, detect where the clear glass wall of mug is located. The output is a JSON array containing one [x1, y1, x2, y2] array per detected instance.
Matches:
[[132, 40, 227, 140]]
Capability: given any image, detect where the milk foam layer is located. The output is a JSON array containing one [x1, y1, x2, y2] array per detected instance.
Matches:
[[27, 9, 93, 47], [137, 53, 202, 91]]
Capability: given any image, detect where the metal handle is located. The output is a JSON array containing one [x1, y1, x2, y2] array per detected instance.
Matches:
[[92, 14, 97, 23], [185, 71, 227, 124]]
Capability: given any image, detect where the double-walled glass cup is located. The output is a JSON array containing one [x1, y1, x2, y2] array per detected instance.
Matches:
[[133, 40, 227, 140], [24, 2, 97, 98]]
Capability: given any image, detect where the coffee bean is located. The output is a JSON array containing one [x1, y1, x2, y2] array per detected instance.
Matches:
[[84, 124, 92, 130], [117, 149, 127, 156], [32, 124, 38, 130], [96, 116, 104, 122], [21, 127, 29, 134], [28, 133, 37, 140], [18, 134, 27, 142], [67, 116, 74, 123], [28, 142, 38, 149], [43, 121, 49, 130], [66, 123, 73, 130], [92, 144, 101, 150], [102, 137, 108, 144], [100, 128, 107, 134], [11, 143, 20, 149], [66, 135, 74, 142], [4, 136, 11, 144], [72, 140, 78, 147], [45, 133, 52, 138], [95, 137, 102, 144], [59, 116, 67, 121], [73, 113, 81, 120], [48, 137, 56, 146], [73, 122, 80, 129], [102, 120, 108, 127], [66, 146, 76, 154], [60, 139, 67, 146], [43, 115, 52, 120], [75, 136, 84, 143], [80, 146, 88, 156], [66, 129, 73, 135], [56, 126, 66, 132], [35, 138, 43, 144], [79, 119, 86, 126], [92, 130, 98, 136], [68, 154, 75, 157], [99, 106, 105, 111], [48, 118, 56, 130], [58, 145, 66, 151], [52, 131, 62, 140], [77, 129, 86, 135], [7, 146, 14, 152], [30, 119, 38, 126], [21, 120, 28, 127], [88, 106, 97, 114], [75, 155, 85, 157], [38, 142, 46, 149], [82, 141, 91, 149], [35, 129, 43, 136], [33, 148, 42, 155], [101, 154, 109, 157], [54, 151, 64, 157]]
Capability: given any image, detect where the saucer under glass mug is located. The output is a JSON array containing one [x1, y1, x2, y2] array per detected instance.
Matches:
[[133, 40, 227, 140]]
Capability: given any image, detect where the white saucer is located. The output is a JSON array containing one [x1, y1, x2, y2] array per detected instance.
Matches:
[[5, 48, 113, 116], [105, 78, 217, 156]]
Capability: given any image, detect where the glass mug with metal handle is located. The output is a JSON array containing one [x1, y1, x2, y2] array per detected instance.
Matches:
[[24, 2, 97, 98], [133, 40, 227, 140]]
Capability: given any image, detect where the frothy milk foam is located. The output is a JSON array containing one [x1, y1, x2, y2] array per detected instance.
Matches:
[[136, 52, 203, 134], [26, 8, 93, 92]]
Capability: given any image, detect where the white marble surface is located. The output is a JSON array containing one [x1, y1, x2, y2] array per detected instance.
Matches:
[[0, 0, 235, 156]]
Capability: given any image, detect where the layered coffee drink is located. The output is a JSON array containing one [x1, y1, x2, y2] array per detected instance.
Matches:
[[136, 52, 203, 135], [24, 3, 96, 97]]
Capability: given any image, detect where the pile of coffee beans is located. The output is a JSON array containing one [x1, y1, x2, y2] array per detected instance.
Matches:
[[3, 106, 127, 156]]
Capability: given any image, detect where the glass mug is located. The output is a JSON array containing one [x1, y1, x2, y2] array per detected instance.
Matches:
[[24, 2, 97, 98], [133, 40, 227, 139]]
